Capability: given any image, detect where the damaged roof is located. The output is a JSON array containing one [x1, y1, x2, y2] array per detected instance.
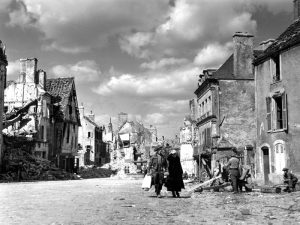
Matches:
[[254, 18, 300, 64], [46, 77, 80, 123]]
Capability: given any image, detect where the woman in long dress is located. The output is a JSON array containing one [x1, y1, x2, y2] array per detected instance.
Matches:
[[166, 150, 185, 198]]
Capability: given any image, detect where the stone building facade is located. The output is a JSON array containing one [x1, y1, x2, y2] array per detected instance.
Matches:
[[78, 106, 107, 167], [4, 58, 53, 159], [254, 5, 300, 185], [192, 32, 257, 178]]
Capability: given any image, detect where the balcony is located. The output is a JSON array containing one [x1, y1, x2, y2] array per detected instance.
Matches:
[[196, 112, 216, 127]]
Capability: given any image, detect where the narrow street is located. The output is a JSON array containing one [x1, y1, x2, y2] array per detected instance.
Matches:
[[1, 178, 300, 225]]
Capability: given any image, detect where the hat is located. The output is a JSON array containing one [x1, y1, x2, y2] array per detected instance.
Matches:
[[282, 168, 289, 171], [170, 150, 177, 155]]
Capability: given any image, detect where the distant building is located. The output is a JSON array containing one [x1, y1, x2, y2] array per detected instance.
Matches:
[[254, 2, 300, 185], [0, 40, 8, 170], [78, 106, 107, 167]]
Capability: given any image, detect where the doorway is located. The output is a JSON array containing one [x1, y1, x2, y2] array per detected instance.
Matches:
[[262, 146, 270, 184]]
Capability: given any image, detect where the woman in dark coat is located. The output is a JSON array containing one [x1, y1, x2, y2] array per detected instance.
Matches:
[[166, 150, 185, 198]]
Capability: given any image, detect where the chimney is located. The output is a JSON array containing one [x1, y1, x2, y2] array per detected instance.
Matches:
[[19, 58, 38, 83], [87, 110, 95, 122], [259, 39, 275, 51], [78, 103, 84, 119], [232, 32, 254, 79], [294, 0, 300, 20], [37, 70, 46, 89]]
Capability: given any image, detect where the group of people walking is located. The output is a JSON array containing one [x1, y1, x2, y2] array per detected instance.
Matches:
[[148, 145, 184, 198], [146, 145, 298, 197]]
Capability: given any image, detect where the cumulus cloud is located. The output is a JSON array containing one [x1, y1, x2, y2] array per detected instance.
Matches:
[[145, 113, 168, 125], [194, 42, 232, 68], [140, 57, 188, 70], [93, 66, 201, 99], [6, 0, 38, 28], [119, 32, 154, 59], [52, 60, 101, 82], [7, 60, 20, 80], [8, 0, 169, 53]]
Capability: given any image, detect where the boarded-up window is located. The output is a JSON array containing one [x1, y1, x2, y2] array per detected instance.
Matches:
[[266, 97, 272, 131]]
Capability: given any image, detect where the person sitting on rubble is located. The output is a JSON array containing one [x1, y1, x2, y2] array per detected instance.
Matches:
[[282, 168, 298, 193]]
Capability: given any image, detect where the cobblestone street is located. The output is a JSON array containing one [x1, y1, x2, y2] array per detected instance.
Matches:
[[1, 178, 300, 225]]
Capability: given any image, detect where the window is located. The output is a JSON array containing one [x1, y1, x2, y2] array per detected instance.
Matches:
[[4, 106, 8, 113], [69, 105, 72, 115], [274, 142, 285, 173], [266, 92, 287, 131], [271, 55, 281, 82], [67, 124, 70, 143], [40, 125, 44, 140]]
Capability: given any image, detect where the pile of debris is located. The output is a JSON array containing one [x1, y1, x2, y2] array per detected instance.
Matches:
[[0, 135, 77, 182], [77, 166, 115, 179], [0, 155, 77, 182]]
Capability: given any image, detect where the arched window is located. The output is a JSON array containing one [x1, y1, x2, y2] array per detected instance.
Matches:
[[274, 141, 285, 173]]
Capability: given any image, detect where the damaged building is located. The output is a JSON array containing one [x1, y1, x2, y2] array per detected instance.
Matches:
[[4, 58, 81, 172]]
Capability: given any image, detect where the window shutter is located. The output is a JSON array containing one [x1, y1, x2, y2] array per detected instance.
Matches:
[[282, 92, 288, 130], [266, 97, 272, 131]]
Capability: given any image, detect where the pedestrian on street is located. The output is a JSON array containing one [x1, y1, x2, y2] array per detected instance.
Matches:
[[166, 149, 185, 198], [282, 168, 298, 192], [148, 146, 168, 198], [226, 148, 240, 194]]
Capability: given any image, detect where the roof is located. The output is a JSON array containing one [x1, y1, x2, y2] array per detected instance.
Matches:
[[213, 54, 234, 79], [254, 18, 300, 64], [213, 50, 262, 79], [46, 77, 74, 111], [46, 77, 80, 123], [84, 116, 100, 128]]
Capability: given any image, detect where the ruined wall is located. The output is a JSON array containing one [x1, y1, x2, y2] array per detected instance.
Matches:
[[256, 46, 300, 185], [61, 91, 79, 155], [219, 80, 256, 149]]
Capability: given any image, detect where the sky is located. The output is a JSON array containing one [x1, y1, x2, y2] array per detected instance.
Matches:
[[0, 0, 295, 138]]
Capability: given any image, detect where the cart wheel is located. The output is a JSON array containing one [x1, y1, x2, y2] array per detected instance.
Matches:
[[198, 187, 203, 193]]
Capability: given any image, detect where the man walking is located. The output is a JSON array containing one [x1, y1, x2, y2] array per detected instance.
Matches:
[[226, 148, 240, 194], [148, 146, 168, 198]]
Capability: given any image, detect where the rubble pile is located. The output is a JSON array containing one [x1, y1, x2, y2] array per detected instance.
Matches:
[[0, 135, 77, 182], [0, 152, 77, 182], [103, 158, 139, 177], [78, 166, 114, 179]]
